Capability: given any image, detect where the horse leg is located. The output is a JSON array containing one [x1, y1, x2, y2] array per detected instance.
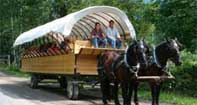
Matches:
[[150, 83, 156, 105], [113, 81, 120, 105], [121, 82, 129, 105], [156, 83, 162, 105], [100, 76, 111, 105], [106, 79, 111, 102], [100, 80, 108, 105], [109, 84, 113, 101], [133, 81, 139, 105], [127, 82, 133, 105], [98, 69, 108, 105]]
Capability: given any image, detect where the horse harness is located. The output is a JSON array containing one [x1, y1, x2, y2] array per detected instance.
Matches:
[[112, 52, 140, 78], [152, 45, 169, 74]]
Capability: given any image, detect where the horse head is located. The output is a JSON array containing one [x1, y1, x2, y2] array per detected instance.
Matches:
[[165, 38, 184, 66], [126, 38, 149, 70]]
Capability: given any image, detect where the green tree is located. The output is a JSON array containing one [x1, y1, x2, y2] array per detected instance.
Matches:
[[154, 0, 197, 51]]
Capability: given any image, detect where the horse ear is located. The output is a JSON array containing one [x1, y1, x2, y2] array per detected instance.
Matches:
[[177, 40, 185, 51], [133, 40, 137, 44], [165, 38, 170, 43], [175, 37, 178, 41], [180, 44, 185, 51], [142, 37, 145, 42]]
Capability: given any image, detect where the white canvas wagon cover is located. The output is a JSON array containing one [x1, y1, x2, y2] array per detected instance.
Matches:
[[14, 6, 136, 46]]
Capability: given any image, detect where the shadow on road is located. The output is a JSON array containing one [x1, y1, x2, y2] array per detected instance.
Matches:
[[0, 78, 104, 105]]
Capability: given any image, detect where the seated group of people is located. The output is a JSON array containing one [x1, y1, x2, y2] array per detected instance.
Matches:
[[24, 20, 121, 57], [91, 20, 122, 49], [24, 38, 72, 57]]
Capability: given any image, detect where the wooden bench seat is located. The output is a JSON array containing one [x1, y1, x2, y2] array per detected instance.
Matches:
[[74, 40, 125, 54], [78, 47, 125, 55]]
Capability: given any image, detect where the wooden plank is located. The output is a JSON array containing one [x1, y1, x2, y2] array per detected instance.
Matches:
[[137, 76, 175, 80], [74, 40, 92, 54], [74, 47, 126, 75], [79, 48, 93, 55], [78, 47, 125, 55], [21, 54, 75, 74], [76, 54, 98, 75]]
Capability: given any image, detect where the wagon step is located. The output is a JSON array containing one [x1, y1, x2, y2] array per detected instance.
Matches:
[[137, 76, 175, 80]]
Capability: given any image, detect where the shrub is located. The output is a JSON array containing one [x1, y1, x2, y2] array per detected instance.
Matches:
[[163, 50, 197, 97]]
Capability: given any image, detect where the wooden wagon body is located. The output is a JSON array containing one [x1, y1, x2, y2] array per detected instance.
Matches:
[[21, 40, 125, 75]]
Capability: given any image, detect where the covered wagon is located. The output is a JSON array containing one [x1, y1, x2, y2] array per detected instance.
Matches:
[[13, 6, 136, 99]]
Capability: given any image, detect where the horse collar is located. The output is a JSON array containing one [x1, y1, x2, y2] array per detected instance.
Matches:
[[123, 46, 140, 73], [124, 46, 129, 67], [153, 45, 168, 70]]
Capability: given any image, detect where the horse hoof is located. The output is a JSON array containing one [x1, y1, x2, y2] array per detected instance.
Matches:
[[103, 102, 108, 105], [123, 103, 131, 105], [103, 101, 108, 105], [115, 103, 121, 105], [107, 99, 111, 102], [135, 102, 139, 105]]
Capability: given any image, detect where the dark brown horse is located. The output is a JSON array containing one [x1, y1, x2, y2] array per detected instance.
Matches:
[[97, 39, 149, 105], [132, 38, 184, 105]]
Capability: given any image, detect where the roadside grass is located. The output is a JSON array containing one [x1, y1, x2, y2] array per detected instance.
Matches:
[[138, 89, 197, 105], [0, 64, 29, 78]]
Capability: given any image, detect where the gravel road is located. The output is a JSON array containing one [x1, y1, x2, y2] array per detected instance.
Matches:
[[0, 72, 174, 105]]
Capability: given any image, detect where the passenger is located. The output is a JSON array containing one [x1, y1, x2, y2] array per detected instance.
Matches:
[[106, 20, 122, 49], [60, 38, 72, 53], [50, 43, 61, 55], [60, 38, 70, 50], [24, 48, 31, 55], [39, 44, 48, 53], [51, 43, 59, 51], [91, 22, 107, 48], [29, 46, 37, 56], [47, 43, 56, 55], [46, 42, 53, 49]]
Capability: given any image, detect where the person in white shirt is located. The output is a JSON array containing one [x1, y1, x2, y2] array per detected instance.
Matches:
[[106, 20, 122, 49]]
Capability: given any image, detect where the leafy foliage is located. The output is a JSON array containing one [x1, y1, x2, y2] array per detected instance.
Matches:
[[163, 51, 197, 97], [154, 0, 197, 51]]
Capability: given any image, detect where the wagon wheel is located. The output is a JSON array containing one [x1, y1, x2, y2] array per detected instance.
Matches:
[[67, 81, 79, 100], [58, 76, 67, 88], [30, 75, 39, 89]]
